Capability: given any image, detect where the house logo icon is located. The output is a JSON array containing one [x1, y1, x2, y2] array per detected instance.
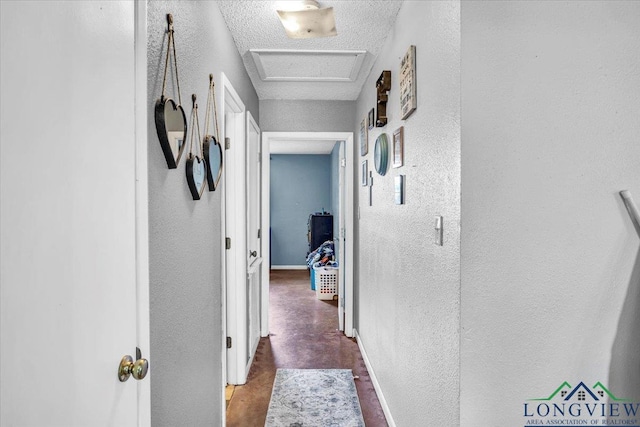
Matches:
[[528, 381, 629, 402], [523, 381, 639, 426]]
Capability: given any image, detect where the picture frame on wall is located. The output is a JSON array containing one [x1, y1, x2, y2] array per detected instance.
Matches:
[[360, 117, 368, 156], [361, 160, 368, 186], [367, 108, 375, 130], [392, 126, 404, 168], [400, 45, 417, 120]]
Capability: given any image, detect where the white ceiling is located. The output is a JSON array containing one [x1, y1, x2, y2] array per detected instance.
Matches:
[[217, 0, 404, 101], [270, 139, 337, 154]]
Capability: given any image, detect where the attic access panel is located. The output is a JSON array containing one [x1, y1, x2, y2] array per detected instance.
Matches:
[[250, 49, 366, 82]]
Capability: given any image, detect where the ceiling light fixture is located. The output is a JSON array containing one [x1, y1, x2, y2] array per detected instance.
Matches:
[[276, 0, 337, 39]]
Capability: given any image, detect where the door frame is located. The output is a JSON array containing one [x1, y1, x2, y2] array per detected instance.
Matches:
[[220, 73, 247, 389], [246, 110, 262, 374], [134, 1, 151, 425], [261, 132, 355, 337], [337, 140, 346, 332]]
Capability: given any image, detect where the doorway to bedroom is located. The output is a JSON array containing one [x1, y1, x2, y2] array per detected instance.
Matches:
[[260, 132, 355, 338]]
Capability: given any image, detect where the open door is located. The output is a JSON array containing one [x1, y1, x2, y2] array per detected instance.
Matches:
[[0, 1, 150, 425], [338, 141, 346, 331], [222, 74, 248, 385], [246, 112, 262, 369]]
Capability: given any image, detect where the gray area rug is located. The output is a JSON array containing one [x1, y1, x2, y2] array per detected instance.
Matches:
[[265, 369, 365, 427]]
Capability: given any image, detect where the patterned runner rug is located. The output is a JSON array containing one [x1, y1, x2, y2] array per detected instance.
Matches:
[[265, 369, 365, 427]]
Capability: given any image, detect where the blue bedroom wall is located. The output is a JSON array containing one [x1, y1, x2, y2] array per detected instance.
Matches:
[[270, 154, 332, 266]]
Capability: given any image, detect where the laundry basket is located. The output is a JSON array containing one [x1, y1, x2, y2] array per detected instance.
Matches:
[[313, 265, 338, 300], [310, 268, 316, 291]]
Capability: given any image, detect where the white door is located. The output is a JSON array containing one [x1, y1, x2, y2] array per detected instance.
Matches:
[[222, 74, 248, 385], [246, 112, 262, 364], [338, 141, 346, 331], [0, 2, 149, 426]]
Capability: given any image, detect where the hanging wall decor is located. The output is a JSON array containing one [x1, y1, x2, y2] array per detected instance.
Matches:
[[374, 133, 389, 176], [392, 126, 404, 168], [202, 74, 223, 191], [375, 70, 391, 127], [394, 175, 405, 205], [360, 117, 368, 156], [367, 108, 375, 130], [400, 45, 417, 120], [368, 171, 374, 206], [154, 14, 187, 169], [185, 94, 207, 200], [361, 160, 368, 186]]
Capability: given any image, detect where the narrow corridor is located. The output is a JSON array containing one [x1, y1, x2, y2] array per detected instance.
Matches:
[[226, 270, 387, 426]]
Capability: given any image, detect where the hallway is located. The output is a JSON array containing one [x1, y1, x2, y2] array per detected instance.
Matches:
[[226, 270, 387, 426]]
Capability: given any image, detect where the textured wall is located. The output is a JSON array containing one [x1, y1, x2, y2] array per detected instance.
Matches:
[[354, 1, 461, 425], [270, 155, 332, 266], [460, 1, 640, 425], [260, 99, 355, 132], [147, 1, 258, 426]]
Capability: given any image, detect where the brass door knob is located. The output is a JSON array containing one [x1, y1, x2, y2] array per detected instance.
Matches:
[[118, 353, 149, 382]]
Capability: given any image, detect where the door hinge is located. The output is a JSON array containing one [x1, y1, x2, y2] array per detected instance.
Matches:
[[341, 158, 346, 167], [226, 237, 231, 250], [226, 337, 232, 349], [225, 137, 231, 150], [257, 229, 261, 239]]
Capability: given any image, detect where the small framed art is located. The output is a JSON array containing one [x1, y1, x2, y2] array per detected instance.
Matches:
[[360, 118, 368, 156], [392, 126, 404, 168], [394, 175, 405, 205], [400, 45, 417, 120], [367, 108, 375, 130], [361, 160, 368, 186]]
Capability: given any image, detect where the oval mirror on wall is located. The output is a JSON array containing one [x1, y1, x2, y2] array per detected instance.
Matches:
[[374, 133, 389, 176]]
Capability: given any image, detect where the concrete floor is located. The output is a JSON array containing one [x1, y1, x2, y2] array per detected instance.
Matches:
[[226, 269, 388, 426]]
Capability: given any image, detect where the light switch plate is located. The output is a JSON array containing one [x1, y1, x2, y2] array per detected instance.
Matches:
[[435, 215, 443, 246]]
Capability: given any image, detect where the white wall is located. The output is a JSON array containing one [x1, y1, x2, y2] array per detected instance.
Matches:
[[146, 1, 258, 425], [460, 1, 640, 425], [260, 99, 355, 132], [354, 1, 461, 425]]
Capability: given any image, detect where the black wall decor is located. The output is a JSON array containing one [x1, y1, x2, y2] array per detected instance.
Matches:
[[376, 70, 391, 127], [185, 94, 207, 200], [154, 13, 187, 169], [202, 74, 223, 191]]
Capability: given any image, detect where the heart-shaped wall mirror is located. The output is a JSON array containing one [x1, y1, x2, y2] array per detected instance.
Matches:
[[155, 97, 187, 169], [186, 154, 207, 200], [185, 94, 207, 200], [154, 13, 187, 169], [203, 135, 223, 191], [202, 74, 223, 191]]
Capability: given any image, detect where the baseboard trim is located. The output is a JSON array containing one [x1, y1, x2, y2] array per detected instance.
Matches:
[[354, 329, 396, 427], [270, 265, 308, 270]]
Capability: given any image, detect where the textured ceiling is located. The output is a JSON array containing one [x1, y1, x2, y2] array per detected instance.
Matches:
[[217, 0, 404, 100]]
